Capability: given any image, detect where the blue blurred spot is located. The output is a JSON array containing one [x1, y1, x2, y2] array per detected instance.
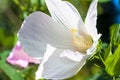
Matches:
[[112, 0, 120, 23]]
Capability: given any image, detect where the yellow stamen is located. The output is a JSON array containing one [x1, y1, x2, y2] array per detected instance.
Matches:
[[71, 28, 93, 53], [71, 28, 77, 41]]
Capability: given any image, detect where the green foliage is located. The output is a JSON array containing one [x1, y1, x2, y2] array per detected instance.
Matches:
[[103, 24, 120, 77], [0, 0, 9, 12], [0, 28, 16, 52], [110, 24, 120, 46], [103, 44, 112, 61], [12, 0, 48, 19], [88, 24, 120, 79], [88, 40, 105, 68], [105, 45, 120, 76], [98, 0, 111, 3]]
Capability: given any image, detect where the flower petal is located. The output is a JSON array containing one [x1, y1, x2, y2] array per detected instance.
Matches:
[[77, 19, 92, 40], [18, 11, 74, 58], [87, 40, 98, 55], [45, 0, 81, 30], [7, 41, 40, 68], [85, 0, 100, 41], [35, 45, 89, 79]]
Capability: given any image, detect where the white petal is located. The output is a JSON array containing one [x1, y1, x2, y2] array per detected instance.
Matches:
[[45, 0, 81, 30], [18, 11, 74, 58], [87, 40, 98, 55], [85, 0, 100, 41], [77, 19, 92, 39], [36, 45, 89, 79]]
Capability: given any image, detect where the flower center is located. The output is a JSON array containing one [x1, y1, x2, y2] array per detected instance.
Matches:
[[71, 28, 93, 53]]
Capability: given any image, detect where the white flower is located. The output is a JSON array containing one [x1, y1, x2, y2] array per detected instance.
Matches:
[[18, 0, 101, 79]]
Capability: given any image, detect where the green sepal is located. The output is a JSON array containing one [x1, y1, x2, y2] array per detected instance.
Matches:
[[105, 45, 120, 76]]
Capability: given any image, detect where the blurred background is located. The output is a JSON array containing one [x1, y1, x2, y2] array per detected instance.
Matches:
[[0, 0, 120, 80]]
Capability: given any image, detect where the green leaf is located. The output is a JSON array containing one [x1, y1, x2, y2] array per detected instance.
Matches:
[[110, 24, 120, 46], [104, 44, 112, 61], [98, 0, 111, 3], [105, 45, 120, 76]]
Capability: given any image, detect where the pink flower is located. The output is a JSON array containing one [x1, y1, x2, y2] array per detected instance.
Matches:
[[7, 41, 40, 68]]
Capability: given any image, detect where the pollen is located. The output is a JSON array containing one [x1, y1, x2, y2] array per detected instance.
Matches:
[[71, 28, 77, 33], [71, 28, 93, 53]]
